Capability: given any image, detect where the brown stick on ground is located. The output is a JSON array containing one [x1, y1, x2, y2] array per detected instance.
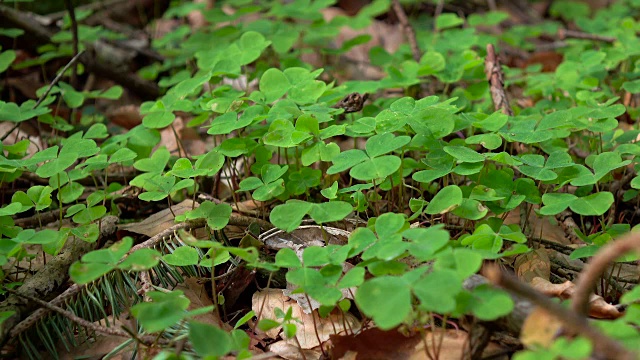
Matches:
[[485, 264, 635, 360], [391, 0, 421, 63], [9, 214, 272, 340], [558, 29, 616, 43], [0, 216, 118, 346], [484, 44, 513, 116], [0, 4, 160, 100], [572, 230, 640, 317]]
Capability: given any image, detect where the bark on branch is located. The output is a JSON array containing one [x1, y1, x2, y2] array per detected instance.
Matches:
[[0, 4, 161, 100]]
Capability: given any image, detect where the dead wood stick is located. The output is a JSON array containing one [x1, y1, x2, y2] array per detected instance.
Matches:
[[10, 214, 272, 339], [484, 44, 513, 116], [391, 0, 421, 63], [5, 289, 169, 345], [572, 230, 640, 316], [485, 264, 635, 360], [0, 4, 160, 100], [558, 29, 616, 43]]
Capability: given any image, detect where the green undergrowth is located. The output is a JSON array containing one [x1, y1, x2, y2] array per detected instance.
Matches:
[[3, 0, 640, 358]]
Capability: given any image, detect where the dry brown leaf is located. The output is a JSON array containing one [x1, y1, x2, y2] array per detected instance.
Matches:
[[187, 0, 211, 29], [175, 277, 224, 328], [331, 327, 422, 360], [515, 249, 551, 283], [106, 104, 142, 129], [269, 341, 323, 360], [298, 8, 403, 81], [530, 277, 622, 319], [157, 116, 207, 157], [520, 307, 563, 348], [504, 206, 570, 245], [252, 289, 360, 349], [331, 328, 504, 360], [118, 199, 197, 237], [530, 277, 573, 297], [6, 72, 42, 99], [411, 329, 507, 360]]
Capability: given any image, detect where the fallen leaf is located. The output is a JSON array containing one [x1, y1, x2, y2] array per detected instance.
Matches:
[[520, 307, 563, 348], [269, 340, 323, 360], [175, 277, 224, 328], [331, 327, 421, 360], [530, 277, 622, 319], [515, 249, 551, 283], [118, 199, 197, 237], [252, 289, 361, 348]]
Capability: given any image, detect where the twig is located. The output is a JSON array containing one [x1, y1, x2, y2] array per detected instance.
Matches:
[[44, 0, 129, 24], [391, 0, 421, 63], [484, 264, 635, 360], [6, 288, 130, 338], [0, 216, 118, 346], [14, 207, 69, 228], [36, 50, 85, 109], [433, 0, 444, 31], [0, 50, 84, 143], [10, 283, 85, 338], [484, 44, 513, 116], [0, 4, 160, 100], [5, 289, 169, 345], [558, 29, 616, 43], [572, 230, 640, 316], [63, 0, 79, 87], [128, 219, 207, 253]]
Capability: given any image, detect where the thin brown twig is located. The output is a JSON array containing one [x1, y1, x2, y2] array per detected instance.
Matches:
[[63, 0, 79, 87], [433, 0, 444, 31], [6, 288, 169, 345], [10, 213, 273, 339], [572, 230, 640, 316], [484, 44, 513, 116], [558, 29, 616, 43], [0, 50, 84, 143], [484, 264, 635, 360], [391, 0, 421, 63]]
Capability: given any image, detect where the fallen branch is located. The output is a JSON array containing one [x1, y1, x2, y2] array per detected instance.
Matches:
[[558, 29, 616, 43], [0, 4, 161, 100], [485, 264, 635, 360], [391, 0, 421, 63], [5, 289, 169, 345], [10, 214, 273, 340], [572, 230, 640, 316]]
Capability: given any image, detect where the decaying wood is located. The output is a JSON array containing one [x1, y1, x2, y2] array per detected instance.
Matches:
[[0, 4, 160, 100]]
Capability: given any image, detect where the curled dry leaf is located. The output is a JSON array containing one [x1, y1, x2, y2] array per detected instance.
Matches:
[[504, 206, 570, 245], [520, 306, 563, 348], [530, 277, 622, 319]]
